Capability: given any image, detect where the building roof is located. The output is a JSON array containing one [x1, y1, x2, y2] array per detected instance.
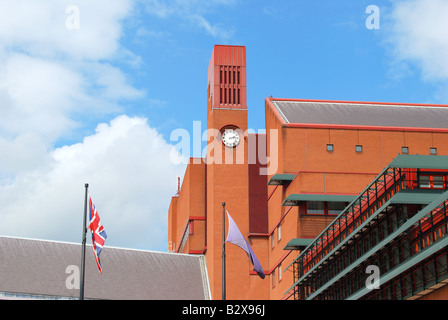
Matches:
[[388, 154, 448, 170], [0, 236, 210, 300], [389, 189, 446, 205], [267, 173, 296, 186], [283, 238, 314, 251], [282, 194, 356, 206], [270, 99, 448, 130]]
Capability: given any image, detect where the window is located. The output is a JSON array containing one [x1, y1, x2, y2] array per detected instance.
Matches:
[[419, 175, 430, 188], [420, 175, 446, 189], [430, 147, 437, 155], [402, 147, 409, 154], [307, 201, 325, 214], [433, 176, 444, 189], [328, 202, 346, 215], [277, 224, 281, 242], [271, 232, 275, 249], [304, 201, 348, 215], [272, 269, 276, 288], [278, 264, 283, 282], [188, 221, 194, 235], [355, 145, 363, 153], [327, 144, 334, 152]]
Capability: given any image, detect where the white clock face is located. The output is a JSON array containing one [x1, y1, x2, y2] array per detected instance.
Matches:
[[222, 129, 240, 147]]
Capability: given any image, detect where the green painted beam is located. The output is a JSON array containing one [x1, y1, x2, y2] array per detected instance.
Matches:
[[388, 154, 448, 170], [306, 190, 448, 300], [282, 194, 356, 206], [267, 174, 296, 186], [283, 238, 314, 250]]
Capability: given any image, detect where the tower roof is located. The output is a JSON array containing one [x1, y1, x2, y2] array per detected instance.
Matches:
[[208, 45, 247, 109]]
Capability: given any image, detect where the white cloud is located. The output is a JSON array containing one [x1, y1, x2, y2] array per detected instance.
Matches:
[[0, 0, 133, 60], [0, 133, 51, 176], [86, 62, 145, 101], [0, 53, 83, 141], [143, 0, 236, 39], [0, 0, 144, 142], [0, 115, 185, 251], [388, 0, 448, 81], [191, 14, 235, 39], [0, 0, 182, 252]]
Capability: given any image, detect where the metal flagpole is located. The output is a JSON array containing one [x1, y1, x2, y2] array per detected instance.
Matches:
[[222, 202, 226, 301], [80, 183, 89, 300]]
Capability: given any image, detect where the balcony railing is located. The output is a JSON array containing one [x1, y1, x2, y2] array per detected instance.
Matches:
[[287, 165, 448, 300]]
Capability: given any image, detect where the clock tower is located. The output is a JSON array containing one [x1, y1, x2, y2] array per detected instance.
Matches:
[[205, 45, 251, 299]]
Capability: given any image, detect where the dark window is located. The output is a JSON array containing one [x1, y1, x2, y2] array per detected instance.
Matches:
[[419, 175, 431, 188], [307, 201, 325, 214], [328, 202, 346, 215], [433, 176, 444, 189], [420, 175, 446, 189], [327, 144, 334, 152], [304, 201, 347, 215]]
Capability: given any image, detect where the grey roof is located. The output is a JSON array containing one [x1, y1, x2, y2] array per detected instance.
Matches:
[[272, 100, 448, 128], [0, 236, 210, 300]]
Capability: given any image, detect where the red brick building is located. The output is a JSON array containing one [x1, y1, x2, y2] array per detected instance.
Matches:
[[168, 45, 448, 300]]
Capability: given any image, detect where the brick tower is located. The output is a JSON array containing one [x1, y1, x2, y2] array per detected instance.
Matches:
[[205, 45, 251, 299]]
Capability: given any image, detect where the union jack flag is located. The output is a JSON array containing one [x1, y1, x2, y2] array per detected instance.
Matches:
[[88, 196, 107, 274]]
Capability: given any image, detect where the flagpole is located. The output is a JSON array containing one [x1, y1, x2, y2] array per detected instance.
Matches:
[[80, 183, 89, 300], [222, 201, 226, 301]]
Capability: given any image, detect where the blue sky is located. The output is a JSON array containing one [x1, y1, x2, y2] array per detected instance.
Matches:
[[0, 0, 447, 252], [118, 0, 446, 144]]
